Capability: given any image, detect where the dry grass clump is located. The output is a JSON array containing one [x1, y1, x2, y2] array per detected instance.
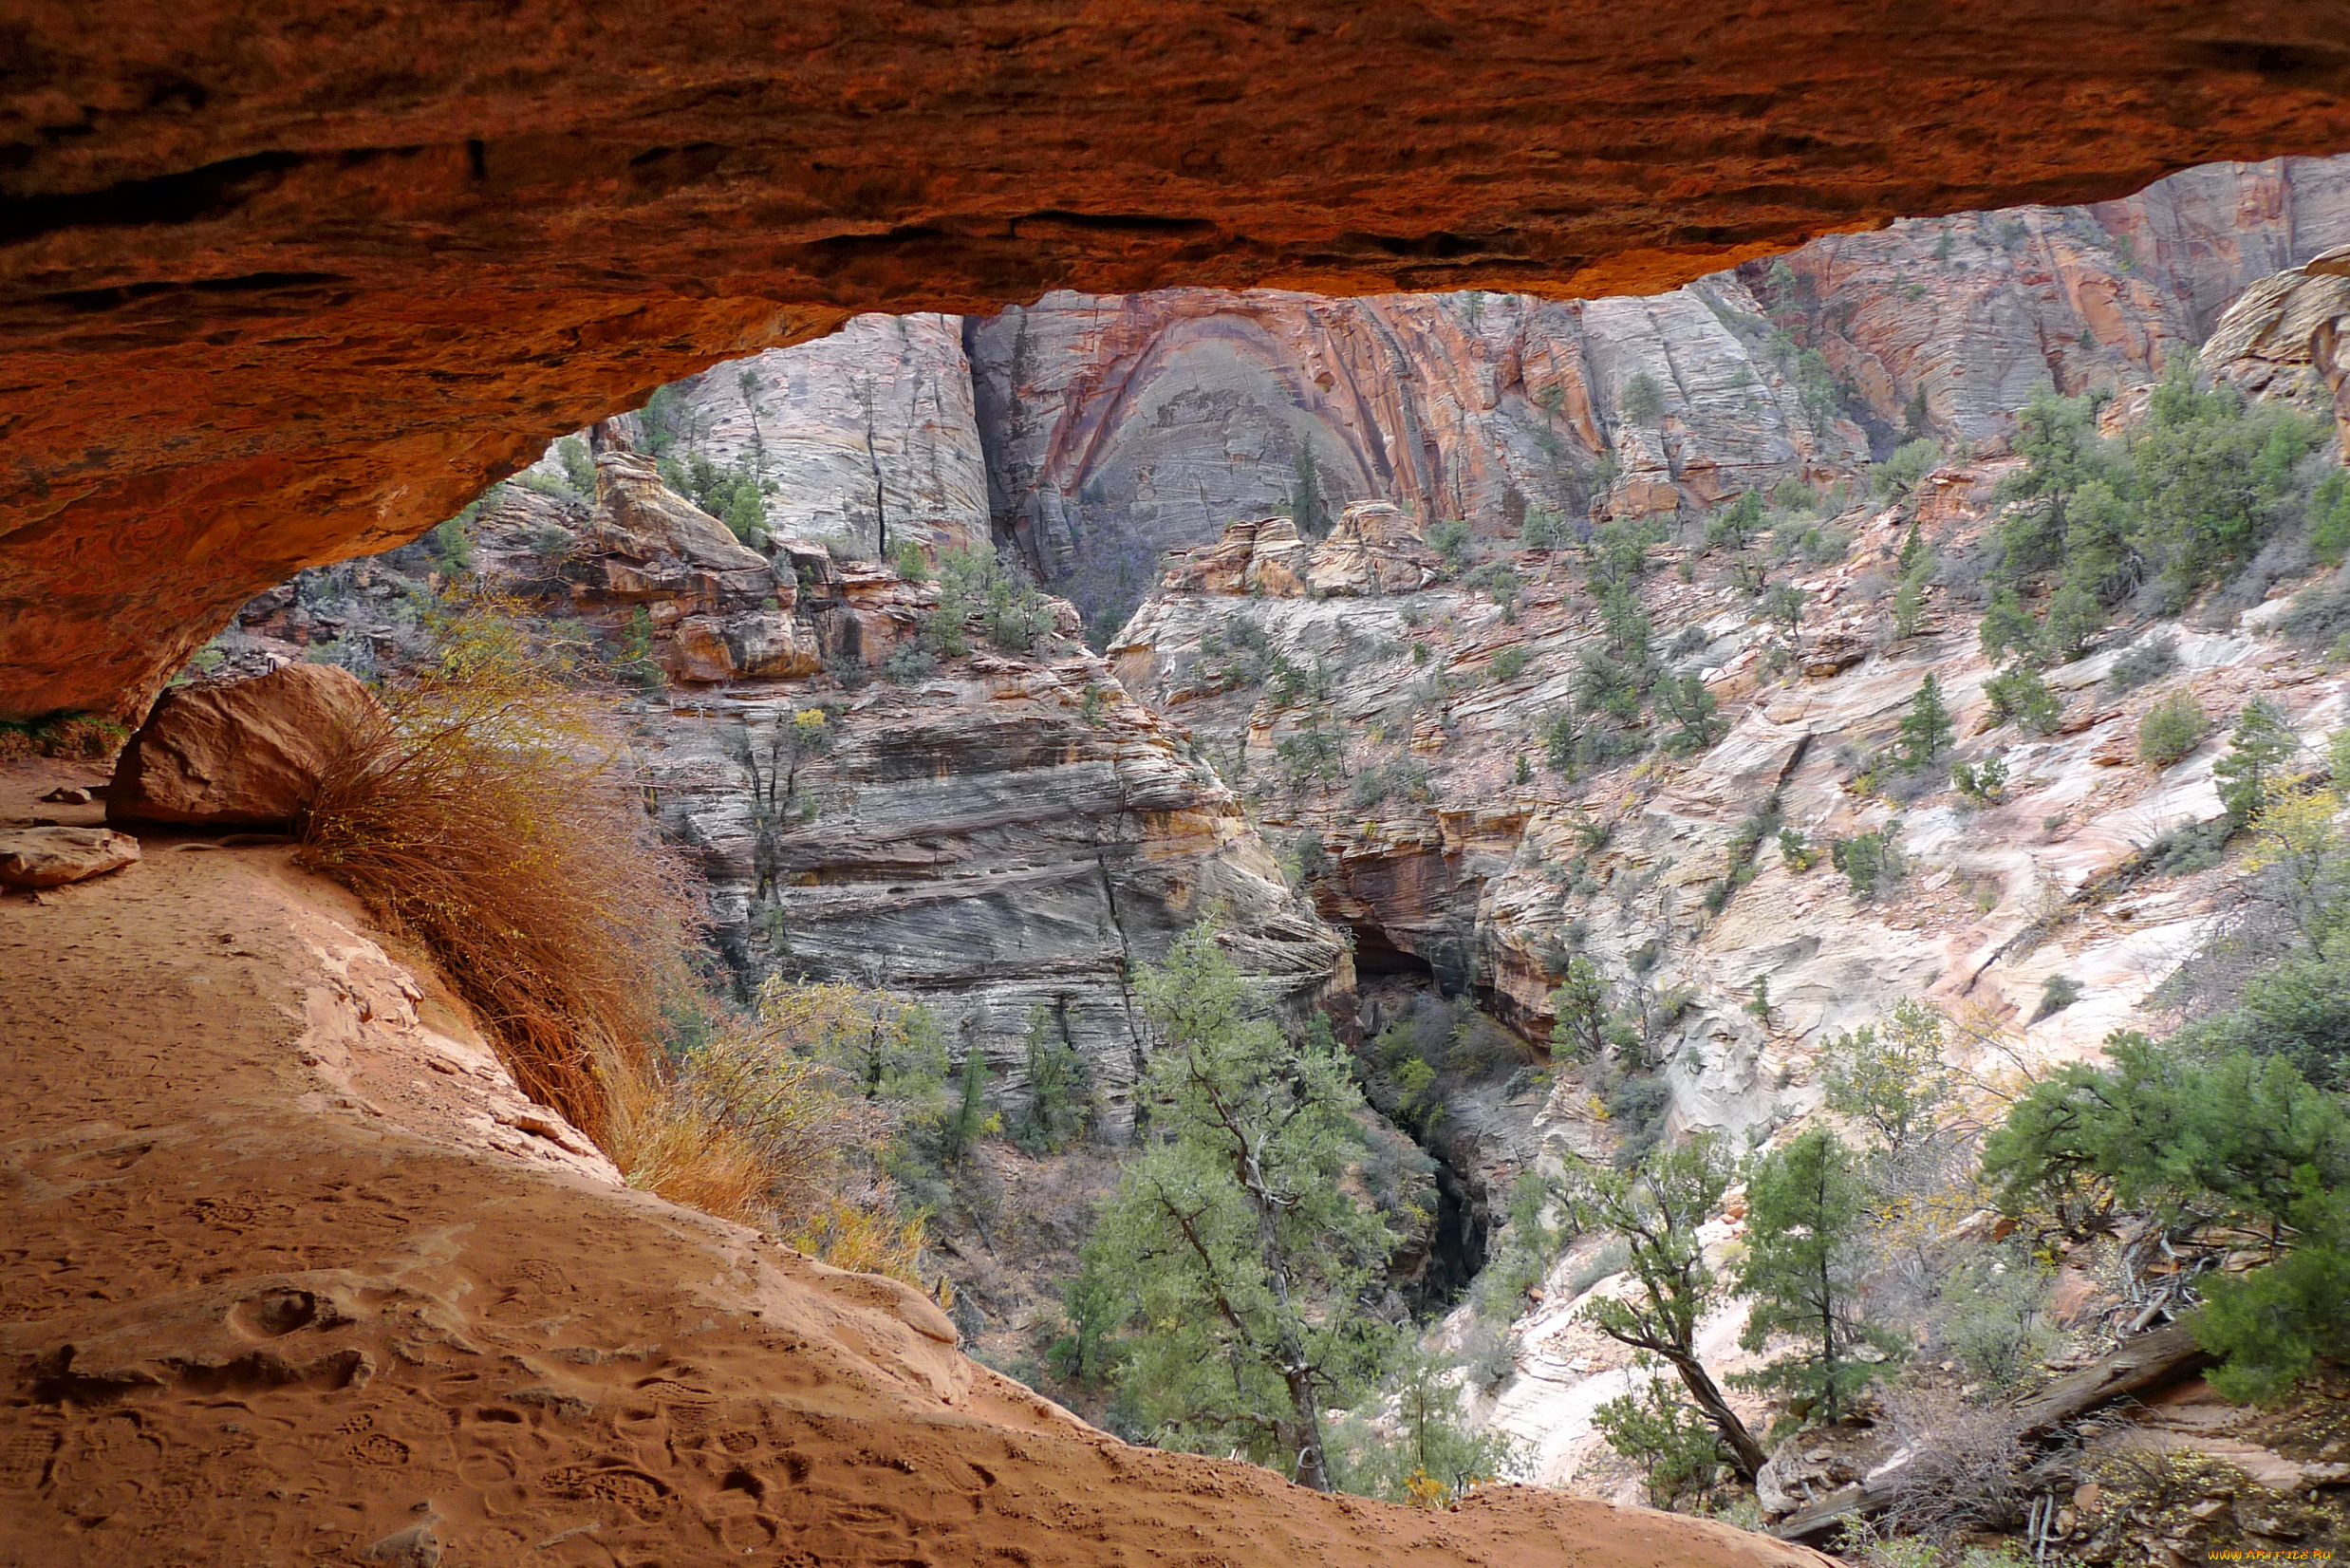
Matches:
[[295, 593, 932, 1287], [605, 983, 936, 1285], [296, 596, 696, 1144]]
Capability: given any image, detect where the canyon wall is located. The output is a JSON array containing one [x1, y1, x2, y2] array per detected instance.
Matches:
[[230, 450, 1346, 1128], [572, 158, 2350, 646], [966, 283, 1862, 629], [1750, 155, 2350, 445], [569, 312, 995, 555]]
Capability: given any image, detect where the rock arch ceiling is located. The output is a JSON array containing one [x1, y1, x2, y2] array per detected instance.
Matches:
[[10, 1, 2350, 718]]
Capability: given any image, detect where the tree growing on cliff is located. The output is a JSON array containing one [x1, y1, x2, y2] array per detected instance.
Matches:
[[1895, 673, 1955, 770], [1017, 1003, 1091, 1153], [1079, 924, 1397, 1490], [1550, 954, 1636, 1063], [1734, 1128, 1905, 1421], [1560, 1136, 1769, 1481], [1289, 441, 1332, 538], [1622, 371, 1667, 427], [2214, 698, 2300, 828]]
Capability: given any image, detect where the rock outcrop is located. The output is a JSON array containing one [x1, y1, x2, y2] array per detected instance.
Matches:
[[0, 800, 1828, 1568], [971, 283, 1860, 611], [216, 455, 1347, 1129], [1164, 503, 1442, 599], [2206, 243, 2350, 448], [106, 663, 381, 827], [1111, 479, 2350, 1145], [553, 313, 993, 556], [0, 825, 140, 887], [15, 9, 2350, 721], [1745, 157, 2350, 451]]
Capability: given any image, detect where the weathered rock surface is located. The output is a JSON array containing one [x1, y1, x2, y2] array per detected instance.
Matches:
[[2206, 242, 2350, 448], [106, 663, 380, 827], [1114, 473, 2350, 1138], [973, 283, 1860, 613], [0, 825, 140, 887], [557, 313, 993, 555], [1163, 502, 1441, 600], [15, 9, 2350, 721], [1747, 157, 2350, 451], [223, 454, 1347, 1129], [0, 802, 1828, 1568]]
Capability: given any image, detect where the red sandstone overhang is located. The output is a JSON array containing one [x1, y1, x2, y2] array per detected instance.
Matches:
[[9, 1, 2350, 717]]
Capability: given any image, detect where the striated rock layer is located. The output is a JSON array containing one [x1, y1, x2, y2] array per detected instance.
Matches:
[[226, 451, 1347, 1125], [15, 7, 2350, 719], [1111, 484, 2350, 1152], [0, 769, 1824, 1568]]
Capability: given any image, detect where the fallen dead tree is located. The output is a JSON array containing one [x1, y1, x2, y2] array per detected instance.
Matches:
[[1769, 1323, 2214, 1542]]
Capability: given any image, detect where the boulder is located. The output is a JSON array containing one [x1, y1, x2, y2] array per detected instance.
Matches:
[[669, 611, 825, 682], [0, 826, 141, 887], [108, 664, 382, 827]]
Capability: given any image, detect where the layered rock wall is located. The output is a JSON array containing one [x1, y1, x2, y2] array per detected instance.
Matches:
[[1748, 157, 2350, 448], [222, 453, 1345, 1127]]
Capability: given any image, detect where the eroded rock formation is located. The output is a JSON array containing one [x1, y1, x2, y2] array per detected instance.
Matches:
[[15, 9, 2350, 720], [212, 453, 1346, 1126]]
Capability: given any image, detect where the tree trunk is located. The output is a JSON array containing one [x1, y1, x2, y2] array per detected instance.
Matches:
[[1665, 1351, 1768, 1482], [1240, 1145, 1333, 1491]]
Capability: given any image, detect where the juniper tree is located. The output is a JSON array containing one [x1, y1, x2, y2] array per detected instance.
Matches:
[[1559, 1136, 1768, 1480]]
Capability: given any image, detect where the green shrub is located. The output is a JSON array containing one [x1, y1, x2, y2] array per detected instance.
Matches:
[[1429, 519, 1474, 574], [1621, 371, 1666, 426], [1831, 829, 1904, 901], [1982, 665, 2062, 735], [2137, 691, 2207, 768], [2033, 974, 2083, 1020], [1520, 507, 1573, 550], [1873, 437, 1944, 498], [1593, 1374, 1729, 1509], [1489, 645, 1533, 682]]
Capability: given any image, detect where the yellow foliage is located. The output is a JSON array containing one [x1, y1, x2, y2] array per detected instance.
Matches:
[[784, 1201, 928, 1286], [2246, 785, 2343, 874]]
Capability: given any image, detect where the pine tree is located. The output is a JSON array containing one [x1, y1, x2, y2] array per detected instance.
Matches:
[[938, 1040, 998, 1167], [1895, 672, 1954, 770], [1082, 924, 1397, 1490], [1733, 1128, 1903, 1420], [1290, 441, 1331, 538], [1977, 588, 2040, 665], [2214, 698, 2299, 827]]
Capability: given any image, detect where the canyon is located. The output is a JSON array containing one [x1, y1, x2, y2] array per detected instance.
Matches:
[[13, 24, 2350, 1564], [138, 154, 2350, 1498]]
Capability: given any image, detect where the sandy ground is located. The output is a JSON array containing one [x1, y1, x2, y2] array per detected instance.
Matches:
[[0, 757, 1834, 1568]]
